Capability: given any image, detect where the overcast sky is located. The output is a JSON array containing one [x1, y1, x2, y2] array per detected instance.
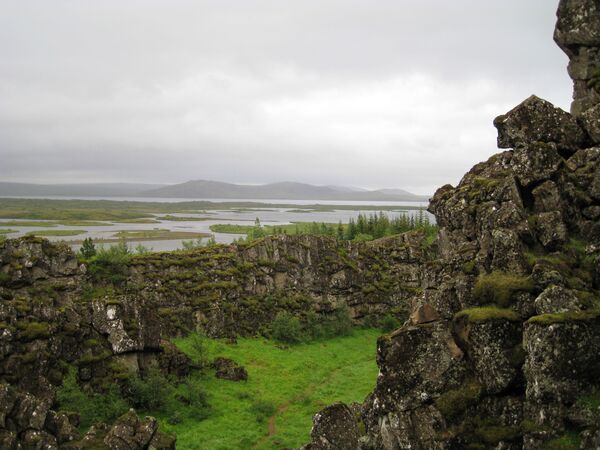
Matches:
[[0, 1, 571, 194]]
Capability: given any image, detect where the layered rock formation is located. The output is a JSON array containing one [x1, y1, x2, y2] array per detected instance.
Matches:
[[302, 1, 600, 449], [0, 231, 429, 448]]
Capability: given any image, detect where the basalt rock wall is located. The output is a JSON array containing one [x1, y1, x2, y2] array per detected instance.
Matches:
[[0, 231, 431, 448], [301, 1, 600, 449]]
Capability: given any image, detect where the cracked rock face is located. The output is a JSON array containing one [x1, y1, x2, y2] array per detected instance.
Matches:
[[554, 0, 600, 115], [298, 1, 600, 449], [493, 95, 587, 153]]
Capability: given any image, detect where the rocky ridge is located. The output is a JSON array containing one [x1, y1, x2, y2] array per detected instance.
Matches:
[[0, 230, 430, 448], [301, 1, 600, 449]]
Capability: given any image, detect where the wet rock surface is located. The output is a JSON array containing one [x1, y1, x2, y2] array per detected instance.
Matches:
[[298, 1, 600, 449]]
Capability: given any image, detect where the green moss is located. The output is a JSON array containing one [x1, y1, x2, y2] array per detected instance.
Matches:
[[0, 271, 10, 284], [542, 431, 581, 450], [435, 382, 481, 421], [577, 390, 600, 410], [454, 307, 520, 323], [527, 309, 600, 325], [475, 425, 520, 444], [19, 322, 50, 341], [473, 272, 534, 307], [521, 419, 551, 433], [462, 261, 477, 275], [77, 350, 112, 365]]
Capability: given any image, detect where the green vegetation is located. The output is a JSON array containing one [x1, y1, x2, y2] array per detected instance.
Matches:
[[473, 271, 534, 307], [0, 220, 59, 227], [0, 220, 110, 227], [57, 365, 209, 431], [112, 218, 161, 224], [166, 329, 380, 449], [18, 321, 50, 340], [271, 311, 304, 344], [578, 390, 600, 410], [435, 382, 482, 421], [0, 198, 425, 222], [215, 211, 437, 243], [79, 237, 97, 259], [454, 307, 520, 323], [542, 431, 581, 449], [57, 367, 129, 430], [380, 314, 402, 332], [85, 241, 131, 285], [25, 229, 87, 237], [269, 306, 354, 344], [527, 309, 600, 325], [114, 230, 211, 240], [0, 229, 16, 234], [157, 215, 212, 221]]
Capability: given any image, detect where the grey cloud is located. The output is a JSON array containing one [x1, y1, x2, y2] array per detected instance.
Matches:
[[0, 0, 572, 194]]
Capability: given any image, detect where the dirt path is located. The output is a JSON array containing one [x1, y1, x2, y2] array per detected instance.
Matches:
[[251, 365, 346, 448]]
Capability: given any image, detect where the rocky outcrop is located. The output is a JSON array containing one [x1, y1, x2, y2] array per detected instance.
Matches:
[[554, 0, 600, 116], [211, 357, 248, 381], [300, 1, 600, 449]]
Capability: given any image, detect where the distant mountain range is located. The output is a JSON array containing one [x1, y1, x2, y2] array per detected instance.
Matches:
[[0, 180, 430, 202]]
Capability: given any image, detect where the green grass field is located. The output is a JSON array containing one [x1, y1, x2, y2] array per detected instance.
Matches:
[[114, 230, 211, 240], [25, 229, 87, 237], [164, 329, 380, 449], [0, 198, 416, 222]]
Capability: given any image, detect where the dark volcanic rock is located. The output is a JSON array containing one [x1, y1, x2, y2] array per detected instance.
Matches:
[[102, 409, 175, 450], [212, 357, 248, 381], [301, 403, 360, 450], [493, 95, 586, 153], [554, 0, 600, 115]]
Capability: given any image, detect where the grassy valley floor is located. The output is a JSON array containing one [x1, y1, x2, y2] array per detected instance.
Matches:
[[165, 329, 380, 450]]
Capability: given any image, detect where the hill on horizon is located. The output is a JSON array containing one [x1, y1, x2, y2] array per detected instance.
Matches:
[[0, 180, 430, 202]]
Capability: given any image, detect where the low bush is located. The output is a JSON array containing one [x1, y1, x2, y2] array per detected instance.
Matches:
[[56, 367, 129, 430], [380, 314, 401, 332], [271, 311, 304, 344], [126, 368, 174, 412], [86, 240, 131, 285]]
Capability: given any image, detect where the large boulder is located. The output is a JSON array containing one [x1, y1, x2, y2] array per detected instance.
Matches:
[[211, 357, 248, 381], [301, 403, 360, 450], [493, 96, 586, 153], [102, 409, 175, 450], [452, 312, 523, 395], [554, 0, 600, 115]]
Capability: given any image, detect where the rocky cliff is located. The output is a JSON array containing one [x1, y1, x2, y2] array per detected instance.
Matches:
[[300, 1, 600, 449], [0, 230, 430, 448]]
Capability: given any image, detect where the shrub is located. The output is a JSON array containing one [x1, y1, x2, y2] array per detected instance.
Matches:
[[189, 332, 210, 369], [327, 303, 353, 337], [126, 368, 174, 412], [271, 311, 304, 344], [250, 399, 276, 423], [176, 378, 211, 420], [79, 237, 97, 259], [473, 272, 534, 307], [87, 241, 131, 285], [380, 314, 401, 332], [57, 367, 128, 430]]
